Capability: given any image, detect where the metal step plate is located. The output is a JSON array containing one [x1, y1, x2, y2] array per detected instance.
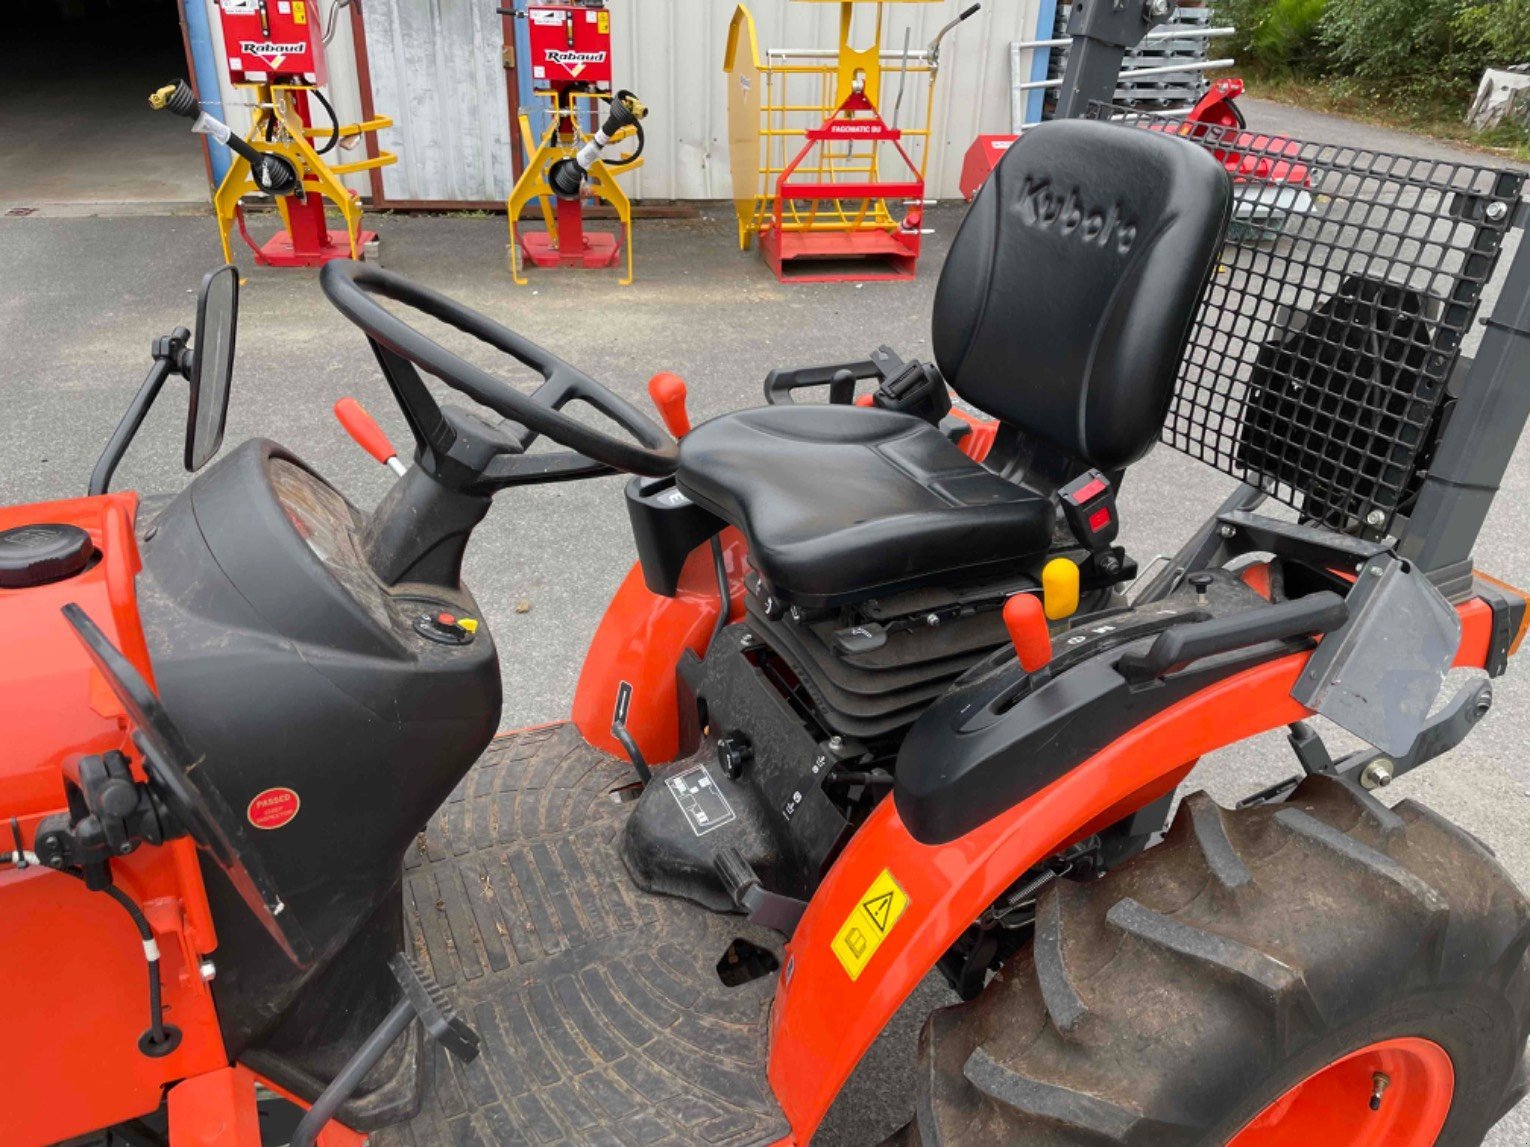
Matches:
[[377, 723, 789, 1146]]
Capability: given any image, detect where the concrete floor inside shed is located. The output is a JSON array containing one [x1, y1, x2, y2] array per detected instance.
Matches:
[[0, 4, 209, 210]]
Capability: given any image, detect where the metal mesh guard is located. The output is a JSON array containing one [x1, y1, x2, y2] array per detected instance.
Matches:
[[1092, 105, 1524, 534]]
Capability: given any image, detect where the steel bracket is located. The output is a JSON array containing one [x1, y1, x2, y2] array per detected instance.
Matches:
[[1335, 678, 1494, 789], [1291, 554, 1461, 757]]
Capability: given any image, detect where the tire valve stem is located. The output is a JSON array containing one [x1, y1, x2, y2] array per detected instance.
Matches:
[[1369, 1071, 1391, 1112]]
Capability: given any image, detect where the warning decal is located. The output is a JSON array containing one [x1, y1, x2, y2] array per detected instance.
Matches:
[[831, 868, 910, 981]]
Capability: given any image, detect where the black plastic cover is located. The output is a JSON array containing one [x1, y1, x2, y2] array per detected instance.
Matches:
[[0, 523, 93, 588]]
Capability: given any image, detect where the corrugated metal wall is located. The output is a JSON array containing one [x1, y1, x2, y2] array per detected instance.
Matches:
[[358, 0, 516, 201], [608, 0, 1044, 201], [196, 0, 1045, 203]]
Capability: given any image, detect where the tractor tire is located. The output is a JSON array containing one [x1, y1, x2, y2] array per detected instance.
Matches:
[[908, 774, 1530, 1145]]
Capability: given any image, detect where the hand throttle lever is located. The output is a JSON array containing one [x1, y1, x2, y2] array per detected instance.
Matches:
[[334, 397, 407, 475]]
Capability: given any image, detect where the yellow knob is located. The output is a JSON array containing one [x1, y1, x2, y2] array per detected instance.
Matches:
[[1041, 558, 1080, 621], [458, 617, 480, 634]]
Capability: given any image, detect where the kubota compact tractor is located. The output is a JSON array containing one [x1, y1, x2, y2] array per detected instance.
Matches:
[[8, 3, 1530, 1145]]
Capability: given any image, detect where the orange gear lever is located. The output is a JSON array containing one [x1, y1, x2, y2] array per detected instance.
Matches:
[[648, 372, 691, 438], [334, 397, 406, 476], [1003, 593, 1053, 674]]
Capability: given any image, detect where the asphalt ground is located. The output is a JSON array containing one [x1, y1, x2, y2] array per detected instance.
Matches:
[[4, 98, 1530, 1143]]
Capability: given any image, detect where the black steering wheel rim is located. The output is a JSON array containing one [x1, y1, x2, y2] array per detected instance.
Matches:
[[320, 260, 677, 478]]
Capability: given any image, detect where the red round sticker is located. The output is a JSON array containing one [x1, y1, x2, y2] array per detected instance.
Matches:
[[247, 787, 301, 830]]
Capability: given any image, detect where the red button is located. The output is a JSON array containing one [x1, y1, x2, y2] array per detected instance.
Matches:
[[437, 612, 456, 627], [1072, 477, 1107, 503], [1089, 506, 1112, 532]]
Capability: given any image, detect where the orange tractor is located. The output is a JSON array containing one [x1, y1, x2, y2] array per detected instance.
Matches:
[[7, 2, 1530, 1145]]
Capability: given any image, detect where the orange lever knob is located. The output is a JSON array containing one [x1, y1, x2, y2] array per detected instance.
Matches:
[[334, 397, 402, 471], [648, 372, 692, 438], [1004, 593, 1052, 673]]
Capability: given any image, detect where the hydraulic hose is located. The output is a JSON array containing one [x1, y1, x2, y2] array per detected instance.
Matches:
[[309, 85, 342, 157]]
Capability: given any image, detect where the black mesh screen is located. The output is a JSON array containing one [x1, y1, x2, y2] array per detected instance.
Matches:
[[1091, 105, 1524, 535]]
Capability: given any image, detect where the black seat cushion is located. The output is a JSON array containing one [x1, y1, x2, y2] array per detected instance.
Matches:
[[676, 405, 1051, 608], [934, 118, 1232, 472]]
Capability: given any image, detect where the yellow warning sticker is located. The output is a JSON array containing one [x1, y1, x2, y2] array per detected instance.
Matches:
[[598, 10, 610, 34], [831, 869, 910, 981], [293, 1, 307, 25]]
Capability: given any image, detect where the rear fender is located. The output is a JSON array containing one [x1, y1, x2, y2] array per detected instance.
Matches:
[[572, 528, 748, 763], [766, 595, 1503, 1141]]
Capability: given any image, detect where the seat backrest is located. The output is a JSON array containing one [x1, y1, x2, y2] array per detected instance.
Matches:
[[932, 119, 1231, 473]]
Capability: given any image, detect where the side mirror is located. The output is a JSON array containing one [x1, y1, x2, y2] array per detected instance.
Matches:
[[185, 264, 239, 472]]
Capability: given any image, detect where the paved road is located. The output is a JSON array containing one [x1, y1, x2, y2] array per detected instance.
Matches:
[[3, 96, 1529, 1143]]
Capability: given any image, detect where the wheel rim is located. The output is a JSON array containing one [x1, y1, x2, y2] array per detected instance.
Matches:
[[1228, 1037, 1455, 1147]]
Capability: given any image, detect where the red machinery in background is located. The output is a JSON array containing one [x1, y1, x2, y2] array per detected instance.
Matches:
[[504, 2, 649, 285], [960, 79, 1313, 225], [153, 0, 395, 268], [218, 0, 329, 88]]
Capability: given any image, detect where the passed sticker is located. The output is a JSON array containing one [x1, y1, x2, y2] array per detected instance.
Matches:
[[248, 786, 301, 830], [831, 868, 910, 980]]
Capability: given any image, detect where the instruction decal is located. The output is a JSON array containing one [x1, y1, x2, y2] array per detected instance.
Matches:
[[831, 868, 910, 981], [666, 764, 737, 837]]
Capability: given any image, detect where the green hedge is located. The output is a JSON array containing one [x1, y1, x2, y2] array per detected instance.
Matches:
[[1221, 0, 1530, 101]]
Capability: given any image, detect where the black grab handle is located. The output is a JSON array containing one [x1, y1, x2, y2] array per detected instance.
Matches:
[[1117, 591, 1349, 682]]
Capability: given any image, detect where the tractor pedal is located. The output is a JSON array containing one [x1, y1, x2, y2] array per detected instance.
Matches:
[[713, 847, 808, 936], [389, 953, 481, 1063]]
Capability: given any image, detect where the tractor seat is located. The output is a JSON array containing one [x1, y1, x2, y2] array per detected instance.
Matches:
[[677, 119, 1232, 611], [677, 404, 1052, 608]]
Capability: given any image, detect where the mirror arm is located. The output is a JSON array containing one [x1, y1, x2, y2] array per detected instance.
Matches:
[[88, 338, 186, 497]]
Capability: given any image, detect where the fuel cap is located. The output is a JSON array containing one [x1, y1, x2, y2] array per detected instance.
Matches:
[[0, 523, 95, 589]]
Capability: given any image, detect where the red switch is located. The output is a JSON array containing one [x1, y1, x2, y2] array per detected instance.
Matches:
[[648, 372, 691, 438], [1003, 594, 1052, 674], [334, 397, 406, 476]]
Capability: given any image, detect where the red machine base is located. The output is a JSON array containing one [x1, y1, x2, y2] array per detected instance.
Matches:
[[520, 231, 623, 270], [761, 227, 919, 283], [254, 228, 376, 269]]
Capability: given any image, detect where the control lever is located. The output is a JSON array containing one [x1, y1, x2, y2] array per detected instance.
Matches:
[[713, 847, 808, 935], [1117, 592, 1349, 682], [1003, 594, 1053, 676], [290, 953, 479, 1147], [647, 372, 691, 439], [334, 397, 407, 475]]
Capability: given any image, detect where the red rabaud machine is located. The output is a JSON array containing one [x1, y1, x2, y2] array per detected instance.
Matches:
[[504, 2, 650, 285], [153, 0, 396, 267]]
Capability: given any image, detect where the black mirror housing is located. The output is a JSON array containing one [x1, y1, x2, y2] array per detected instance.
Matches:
[[186, 264, 239, 472]]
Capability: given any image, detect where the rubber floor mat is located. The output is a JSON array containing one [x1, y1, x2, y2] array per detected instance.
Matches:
[[375, 723, 790, 1147]]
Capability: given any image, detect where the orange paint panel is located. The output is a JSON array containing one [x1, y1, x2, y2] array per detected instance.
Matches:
[[168, 1067, 265, 1147], [766, 649, 1318, 1138], [766, 594, 1505, 1138], [572, 528, 748, 763], [0, 493, 226, 1144], [1229, 1037, 1453, 1145]]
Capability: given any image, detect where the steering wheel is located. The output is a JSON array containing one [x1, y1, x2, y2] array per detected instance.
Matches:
[[319, 261, 677, 487]]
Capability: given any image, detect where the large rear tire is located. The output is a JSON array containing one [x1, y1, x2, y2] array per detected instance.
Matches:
[[910, 774, 1530, 1145]]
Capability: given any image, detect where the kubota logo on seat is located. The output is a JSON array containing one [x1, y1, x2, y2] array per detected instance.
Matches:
[[1017, 177, 1137, 254]]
